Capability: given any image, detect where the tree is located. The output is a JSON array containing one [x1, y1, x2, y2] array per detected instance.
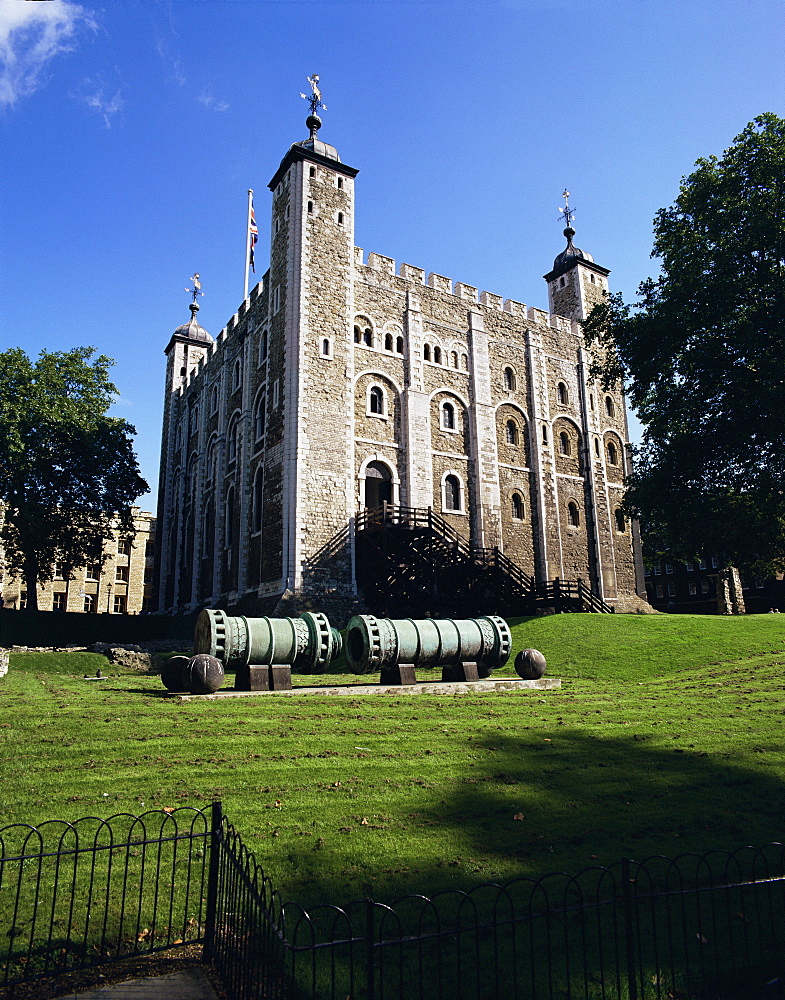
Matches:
[[584, 113, 785, 576], [0, 347, 148, 610]]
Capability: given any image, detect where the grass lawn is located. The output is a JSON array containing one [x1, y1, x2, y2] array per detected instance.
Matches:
[[2, 613, 785, 911]]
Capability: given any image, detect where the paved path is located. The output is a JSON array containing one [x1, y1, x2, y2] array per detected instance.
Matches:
[[61, 967, 218, 999]]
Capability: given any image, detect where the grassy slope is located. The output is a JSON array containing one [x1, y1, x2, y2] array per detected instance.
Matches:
[[2, 614, 785, 909]]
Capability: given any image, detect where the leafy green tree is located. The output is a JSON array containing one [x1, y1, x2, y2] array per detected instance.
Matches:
[[0, 347, 148, 610], [584, 113, 785, 575]]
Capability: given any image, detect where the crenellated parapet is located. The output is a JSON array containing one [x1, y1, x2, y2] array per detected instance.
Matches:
[[355, 248, 580, 335]]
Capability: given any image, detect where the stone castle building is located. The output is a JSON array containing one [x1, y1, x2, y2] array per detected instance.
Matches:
[[1, 509, 156, 614], [155, 105, 646, 621]]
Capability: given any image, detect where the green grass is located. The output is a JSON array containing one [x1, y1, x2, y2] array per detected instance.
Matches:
[[2, 614, 785, 911]]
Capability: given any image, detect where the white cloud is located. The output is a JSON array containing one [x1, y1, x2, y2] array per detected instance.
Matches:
[[0, 0, 95, 109], [75, 78, 123, 128], [197, 90, 229, 113]]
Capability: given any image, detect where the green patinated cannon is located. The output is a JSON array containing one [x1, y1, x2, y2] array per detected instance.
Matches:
[[345, 614, 511, 685], [194, 609, 342, 691]]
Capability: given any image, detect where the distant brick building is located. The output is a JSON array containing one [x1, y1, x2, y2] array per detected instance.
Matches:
[[155, 106, 647, 621], [644, 556, 785, 614], [0, 509, 156, 614]]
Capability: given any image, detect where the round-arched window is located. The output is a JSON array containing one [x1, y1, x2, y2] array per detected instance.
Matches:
[[511, 493, 524, 520], [441, 401, 456, 430], [605, 395, 615, 418], [559, 431, 571, 456], [444, 474, 461, 511], [503, 367, 516, 391], [607, 440, 618, 465], [567, 501, 580, 527], [615, 509, 626, 533], [557, 382, 569, 405], [505, 420, 519, 445], [369, 386, 384, 415]]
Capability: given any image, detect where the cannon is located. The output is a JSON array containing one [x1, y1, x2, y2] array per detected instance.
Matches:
[[344, 615, 511, 684], [193, 609, 342, 691]]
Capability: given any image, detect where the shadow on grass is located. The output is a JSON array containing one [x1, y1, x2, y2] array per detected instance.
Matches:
[[276, 728, 785, 908]]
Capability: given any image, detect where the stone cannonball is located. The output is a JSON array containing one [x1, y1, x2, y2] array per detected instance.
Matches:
[[186, 654, 225, 694], [161, 655, 190, 692], [515, 648, 547, 680]]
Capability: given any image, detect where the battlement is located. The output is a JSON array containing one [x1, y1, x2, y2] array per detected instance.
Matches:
[[356, 248, 577, 334]]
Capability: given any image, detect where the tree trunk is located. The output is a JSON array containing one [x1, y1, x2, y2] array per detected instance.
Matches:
[[23, 553, 39, 611]]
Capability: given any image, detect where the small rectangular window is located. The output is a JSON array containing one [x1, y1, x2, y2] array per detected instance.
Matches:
[[655, 585, 664, 599], [53, 592, 67, 611], [654, 565, 662, 576], [698, 559, 707, 570], [665, 563, 673, 574], [272, 379, 280, 408], [115, 565, 129, 583], [667, 583, 676, 597], [689, 581, 697, 596], [113, 594, 127, 614]]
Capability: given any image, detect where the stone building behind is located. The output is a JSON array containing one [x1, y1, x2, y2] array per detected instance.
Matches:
[[0, 509, 156, 614], [155, 110, 646, 621]]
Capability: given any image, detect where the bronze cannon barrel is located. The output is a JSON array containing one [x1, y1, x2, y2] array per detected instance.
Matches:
[[194, 609, 342, 690], [345, 615, 511, 683]]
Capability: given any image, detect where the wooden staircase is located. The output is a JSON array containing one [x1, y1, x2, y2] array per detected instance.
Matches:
[[355, 504, 614, 617]]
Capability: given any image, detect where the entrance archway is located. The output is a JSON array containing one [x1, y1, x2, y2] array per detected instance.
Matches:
[[364, 460, 393, 509]]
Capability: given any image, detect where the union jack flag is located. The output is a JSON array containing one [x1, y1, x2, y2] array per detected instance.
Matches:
[[249, 202, 258, 272]]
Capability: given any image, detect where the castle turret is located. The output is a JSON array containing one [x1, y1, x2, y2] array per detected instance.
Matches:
[[155, 292, 212, 612], [265, 85, 360, 605], [544, 192, 610, 321]]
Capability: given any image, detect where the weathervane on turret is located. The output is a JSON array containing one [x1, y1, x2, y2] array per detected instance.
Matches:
[[185, 273, 203, 305], [300, 74, 326, 139], [558, 189, 576, 230], [558, 189, 577, 251], [301, 74, 326, 117]]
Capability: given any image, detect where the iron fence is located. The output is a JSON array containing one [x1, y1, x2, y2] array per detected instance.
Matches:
[[0, 807, 209, 987], [3, 801, 785, 998]]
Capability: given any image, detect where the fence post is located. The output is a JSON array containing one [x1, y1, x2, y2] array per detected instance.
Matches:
[[621, 857, 638, 1000], [365, 898, 375, 1000], [203, 800, 223, 964]]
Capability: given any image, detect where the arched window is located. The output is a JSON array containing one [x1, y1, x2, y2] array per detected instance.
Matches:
[[210, 386, 218, 413], [354, 325, 361, 344], [503, 367, 516, 391], [451, 351, 458, 368], [590, 393, 595, 410], [444, 474, 461, 512], [461, 353, 468, 370], [441, 400, 456, 430], [337, 211, 344, 225], [511, 493, 524, 520], [363, 327, 373, 347], [228, 419, 239, 462], [369, 385, 385, 416], [225, 486, 235, 541], [423, 344, 431, 361], [321, 338, 330, 357], [259, 330, 268, 363], [594, 438, 600, 457], [567, 501, 580, 527], [232, 360, 241, 391], [175, 425, 183, 452], [189, 406, 199, 436], [384, 333, 393, 351], [557, 382, 569, 405], [254, 396, 266, 441], [542, 425, 548, 445], [505, 420, 518, 445], [396, 336, 404, 354], [615, 509, 626, 533], [253, 469, 264, 533], [607, 440, 618, 465], [559, 431, 571, 456], [434, 346, 442, 365], [605, 395, 615, 418]]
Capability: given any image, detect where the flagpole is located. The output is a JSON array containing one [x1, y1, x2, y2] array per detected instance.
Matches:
[[244, 188, 253, 301]]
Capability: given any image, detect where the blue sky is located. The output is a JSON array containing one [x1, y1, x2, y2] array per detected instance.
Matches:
[[1, 0, 783, 512]]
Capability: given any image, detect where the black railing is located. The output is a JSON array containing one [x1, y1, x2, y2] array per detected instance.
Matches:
[[357, 504, 615, 613], [5, 803, 784, 998], [0, 808, 209, 987]]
